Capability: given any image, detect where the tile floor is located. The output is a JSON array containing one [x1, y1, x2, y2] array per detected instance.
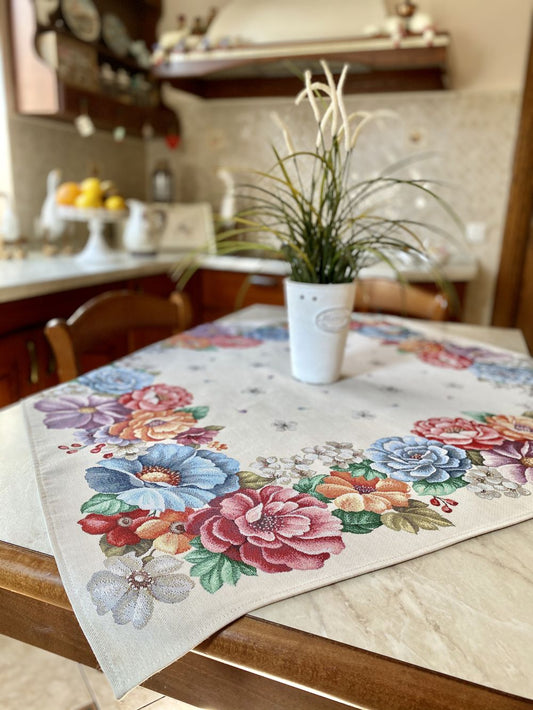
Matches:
[[0, 634, 200, 710]]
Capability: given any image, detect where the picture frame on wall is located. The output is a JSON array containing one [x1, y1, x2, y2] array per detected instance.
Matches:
[[157, 202, 216, 254]]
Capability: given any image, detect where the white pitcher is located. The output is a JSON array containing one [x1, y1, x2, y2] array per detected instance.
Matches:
[[122, 199, 167, 255]]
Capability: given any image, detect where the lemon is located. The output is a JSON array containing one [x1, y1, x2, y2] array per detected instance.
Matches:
[[105, 195, 126, 210], [80, 177, 102, 198], [74, 192, 103, 209]]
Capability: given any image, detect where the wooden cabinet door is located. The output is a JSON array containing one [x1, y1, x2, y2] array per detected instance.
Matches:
[[192, 269, 285, 323], [0, 330, 57, 408], [492, 20, 533, 352]]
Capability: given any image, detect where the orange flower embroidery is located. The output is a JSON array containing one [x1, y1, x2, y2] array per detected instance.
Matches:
[[109, 409, 196, 441], [485, 414, 533, 441], [169, 334, 213, 350], [397, 339, 431, 353], [136, 509, 195, 554], [316, 471, 411, 513]]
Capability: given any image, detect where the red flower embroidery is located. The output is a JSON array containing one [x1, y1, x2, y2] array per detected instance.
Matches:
[[411, 417, 504, 450], [186, 485, 345, 573], [78, 509, 153, 546]]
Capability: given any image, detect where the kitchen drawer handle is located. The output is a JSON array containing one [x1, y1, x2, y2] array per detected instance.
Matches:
[[26, 339, 39, 385], [248, 275, 279, 287]]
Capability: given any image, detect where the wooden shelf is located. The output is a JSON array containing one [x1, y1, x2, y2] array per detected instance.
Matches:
[[152, 33, 450, 98], [9, 0, 176, 137]]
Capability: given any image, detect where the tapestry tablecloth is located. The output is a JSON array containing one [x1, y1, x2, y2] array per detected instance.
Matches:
[[23, 305, 533, 698]]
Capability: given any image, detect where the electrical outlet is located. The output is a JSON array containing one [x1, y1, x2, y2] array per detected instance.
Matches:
[[466, 222, 486, 244]]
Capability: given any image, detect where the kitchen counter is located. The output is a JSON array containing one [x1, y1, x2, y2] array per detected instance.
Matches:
[[0, 250, 477, 304]]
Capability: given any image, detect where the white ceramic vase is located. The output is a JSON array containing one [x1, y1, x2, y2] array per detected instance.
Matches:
[[284, 278, 356, 384]]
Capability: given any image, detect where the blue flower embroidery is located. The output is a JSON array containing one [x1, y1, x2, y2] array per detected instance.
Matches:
[[365, 435, 471, 483], [245, 326, 289, 341], [350, 321, 421, 342], [78, 366, 153, 395], [469, 361, 533, 387], [85, 443, 240, 511]]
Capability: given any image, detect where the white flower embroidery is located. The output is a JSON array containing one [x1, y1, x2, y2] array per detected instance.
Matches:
[[87, 555, 194, 629], [464, 466, 531, 500]]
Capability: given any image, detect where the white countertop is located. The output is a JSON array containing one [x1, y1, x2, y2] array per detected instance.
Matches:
[[0, 250, 477, 304]]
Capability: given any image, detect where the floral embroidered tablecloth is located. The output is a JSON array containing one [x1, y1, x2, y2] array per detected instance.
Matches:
[[23, 305, 533, 698]]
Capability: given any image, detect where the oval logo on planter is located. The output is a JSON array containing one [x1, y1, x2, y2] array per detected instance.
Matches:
[[315, 307, 351, 333]]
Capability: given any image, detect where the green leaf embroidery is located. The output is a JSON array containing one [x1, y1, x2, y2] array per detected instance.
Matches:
[[461, 411, 495, 423], [293, 474, 329, 503], [381, 499, 455, 534], [99, 536, 153, 558], [332, 459, 387, 480], [465, 450, 484, 466], [413, 475, 469, 497], [185, 542, 256, 593], [238, 470, 270, 490], [179, 406, 209, 420], [332, 509, 383, 534], [81, 493, 137, 516]]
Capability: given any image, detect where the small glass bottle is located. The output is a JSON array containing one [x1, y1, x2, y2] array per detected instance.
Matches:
[[151, 160, 174, 203]]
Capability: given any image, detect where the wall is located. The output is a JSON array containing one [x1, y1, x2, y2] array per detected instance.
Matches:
[[148, 0, 532, 325]]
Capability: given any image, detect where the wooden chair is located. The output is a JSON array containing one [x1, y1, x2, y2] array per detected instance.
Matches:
[[353, 278, 450, 321], [45, 290, 192, 382]]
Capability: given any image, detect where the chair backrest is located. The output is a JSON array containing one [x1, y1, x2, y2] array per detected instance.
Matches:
[[353, 278, 449, 321], [45, 290, 192, 382]]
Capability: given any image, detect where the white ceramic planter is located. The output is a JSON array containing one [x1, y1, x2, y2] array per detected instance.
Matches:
[[284, 278, 356, 384]]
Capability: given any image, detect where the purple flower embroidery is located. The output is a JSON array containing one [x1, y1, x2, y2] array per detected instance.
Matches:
[[34, 395, 130, 430], [174, 427, 218, 447], [482, 440, 533, 485]]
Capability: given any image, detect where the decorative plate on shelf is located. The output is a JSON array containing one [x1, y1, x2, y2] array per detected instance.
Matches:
[[60, 0, 101, 42], [102, 13, 132, 57], [35, 0, 60, 27]]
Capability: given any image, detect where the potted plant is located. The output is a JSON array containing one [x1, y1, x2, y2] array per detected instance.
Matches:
[[176, 61, 460, 384]]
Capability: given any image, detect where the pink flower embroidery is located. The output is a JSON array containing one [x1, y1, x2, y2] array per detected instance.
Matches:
[[482, 440, 533, 484], [209, 335, 262, 348], [411, 417, 504, 450], [119, 384, 193, 412], [186, 485, 345, 573], [416, 343, 473, 369]]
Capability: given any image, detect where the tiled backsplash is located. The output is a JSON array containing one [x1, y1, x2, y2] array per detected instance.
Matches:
[[149, 89, 520, 325], [8, 90, 519, 327]]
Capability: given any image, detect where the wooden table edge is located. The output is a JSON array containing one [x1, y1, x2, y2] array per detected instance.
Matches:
[[0, 538, 530, 710]]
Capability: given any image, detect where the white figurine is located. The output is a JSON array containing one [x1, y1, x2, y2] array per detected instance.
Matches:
[[217, 168, 235, 228], [39, 169, 65, 241], [0, 193, 20, 243]]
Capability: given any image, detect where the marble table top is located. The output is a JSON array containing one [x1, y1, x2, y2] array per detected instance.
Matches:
[[0, 310, 530, 699]]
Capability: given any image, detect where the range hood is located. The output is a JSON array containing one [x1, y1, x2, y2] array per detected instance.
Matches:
[[152, 0, 449, 97]]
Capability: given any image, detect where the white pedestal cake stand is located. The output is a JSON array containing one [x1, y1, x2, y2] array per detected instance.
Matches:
[[58, 206, 128, 265]]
